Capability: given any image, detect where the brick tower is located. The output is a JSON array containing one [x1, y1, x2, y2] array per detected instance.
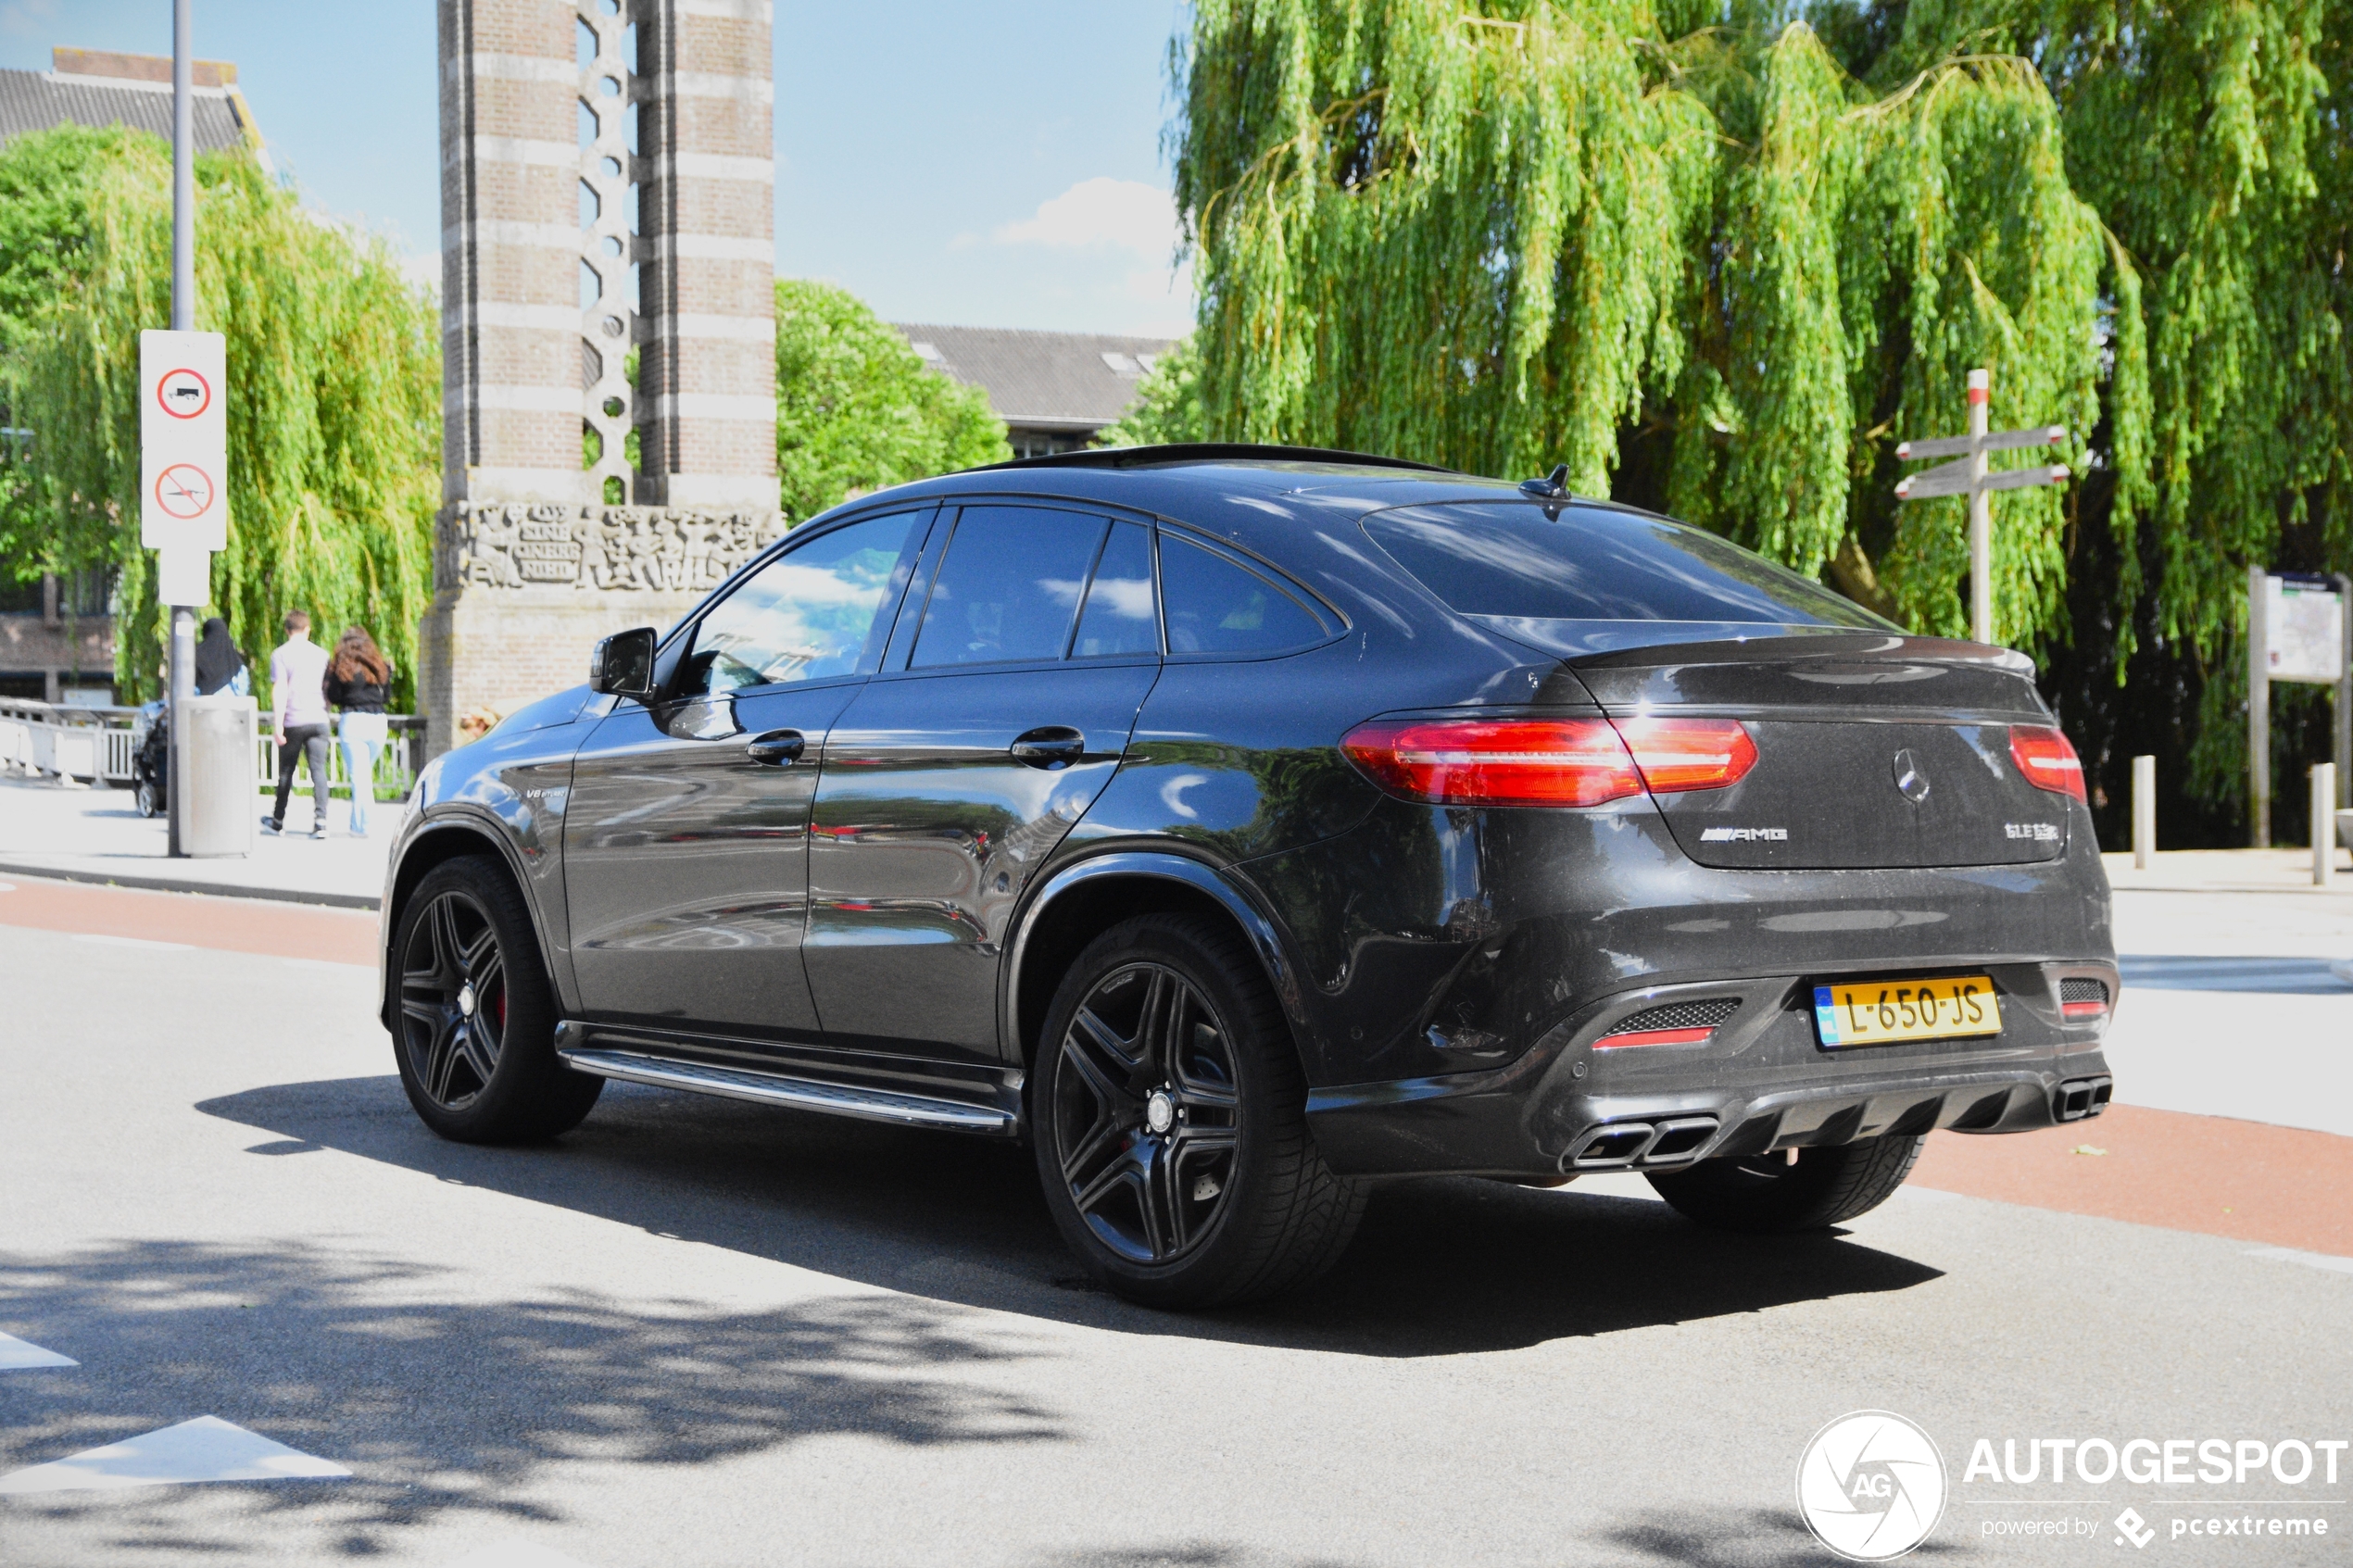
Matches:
[[424, 0, 780, 758]]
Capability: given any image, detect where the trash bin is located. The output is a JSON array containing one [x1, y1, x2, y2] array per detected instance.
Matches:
[[182, 693, 257, 858]]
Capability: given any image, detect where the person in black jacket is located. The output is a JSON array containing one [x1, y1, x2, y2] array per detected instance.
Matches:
[[326, 626, 392, 837], [192, 618, 247, 696]]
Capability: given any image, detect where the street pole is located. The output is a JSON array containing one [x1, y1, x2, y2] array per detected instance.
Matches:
[[1967, 369, 1991, 646], [166, 0, 195, 858], [2248, 564, 2269, 848]]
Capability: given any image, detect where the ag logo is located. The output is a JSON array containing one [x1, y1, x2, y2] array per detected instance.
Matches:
[[1796, 1411, 1947, 1561]]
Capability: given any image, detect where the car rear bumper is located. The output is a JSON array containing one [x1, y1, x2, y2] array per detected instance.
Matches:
[[1304, 960, 2118, 1178]]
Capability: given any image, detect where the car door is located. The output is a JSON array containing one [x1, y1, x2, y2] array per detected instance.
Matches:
[[563, 508, 933, 1039], [805, 505, 1162, 1062]]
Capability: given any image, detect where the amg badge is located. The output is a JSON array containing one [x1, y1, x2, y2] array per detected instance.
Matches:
[[1699, 826, 1790, 843]]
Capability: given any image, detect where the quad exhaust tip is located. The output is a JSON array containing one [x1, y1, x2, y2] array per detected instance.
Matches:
[[1562, 1116, 1721, 1172], [2056, 1075, 2113, 1123]]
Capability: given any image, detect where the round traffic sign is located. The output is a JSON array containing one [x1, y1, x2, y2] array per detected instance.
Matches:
[[156, 368, 211, 420], [154, 462, 215, 519]]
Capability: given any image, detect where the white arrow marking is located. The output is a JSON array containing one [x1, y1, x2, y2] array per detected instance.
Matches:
[[0, 1416, 349, 1493], [0, 1332, 76, 1370]]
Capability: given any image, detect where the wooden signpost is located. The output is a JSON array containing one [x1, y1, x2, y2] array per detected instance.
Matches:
[[1894, 369, 2070, 646]]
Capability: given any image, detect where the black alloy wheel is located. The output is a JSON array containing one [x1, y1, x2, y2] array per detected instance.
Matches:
[[1644, 1133, 1924, 1232], [389, 856, 601, 1143], [1052, 961, 1242, 1263], [398, 887, 510, 1112], [1033, 914, 1365, 1309]]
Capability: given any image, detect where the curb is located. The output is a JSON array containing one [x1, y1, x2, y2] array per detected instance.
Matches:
[[0, 859, 380, 911]]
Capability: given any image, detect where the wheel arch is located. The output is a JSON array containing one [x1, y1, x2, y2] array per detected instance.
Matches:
[[1003, 851, 1313, 1076], [381, 816, 548, 1033]]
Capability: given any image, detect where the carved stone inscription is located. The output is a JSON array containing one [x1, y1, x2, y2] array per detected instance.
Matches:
[[443, 501, 785, 593]]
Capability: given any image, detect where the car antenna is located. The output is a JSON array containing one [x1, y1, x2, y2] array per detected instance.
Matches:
[[1518, 464, 1571, 499]]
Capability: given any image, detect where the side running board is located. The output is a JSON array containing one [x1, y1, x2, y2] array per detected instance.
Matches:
[[557, 1046, 1020, 1137]]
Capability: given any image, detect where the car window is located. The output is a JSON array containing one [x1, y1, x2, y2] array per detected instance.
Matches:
[[1072, 521, 1159, 658], [1361, 501, 1892, 627], [1161, 534, 1327, 655], [678, 510, 923, 696], [912, 506, 1106, 668]]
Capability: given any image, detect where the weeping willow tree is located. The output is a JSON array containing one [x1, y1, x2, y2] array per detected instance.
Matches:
[[4, 132, 438, 706], [1175, 0, 2353, 839]]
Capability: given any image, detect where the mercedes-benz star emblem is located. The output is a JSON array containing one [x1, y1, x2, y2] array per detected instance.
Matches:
[[1892, 749, 1931, 805]]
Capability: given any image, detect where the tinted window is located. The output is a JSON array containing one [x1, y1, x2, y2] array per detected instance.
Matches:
[[1073, 521, 1158, 658], [912, 507, 1104, 668], [680, 510, 923, 696], [1162, 535, 1327, 655], [1362, 502, 1890, 627]]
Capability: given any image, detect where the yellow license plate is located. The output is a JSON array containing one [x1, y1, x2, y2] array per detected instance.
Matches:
[[1813, 975, 2000, 1047]]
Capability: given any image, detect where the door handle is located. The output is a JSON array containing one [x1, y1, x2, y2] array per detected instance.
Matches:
[[1010, 726, 1086, 770], [745, 729, 806, 767]]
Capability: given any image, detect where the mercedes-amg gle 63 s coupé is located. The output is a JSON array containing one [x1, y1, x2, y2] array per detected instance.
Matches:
[[383, 445, 2117, 1307]]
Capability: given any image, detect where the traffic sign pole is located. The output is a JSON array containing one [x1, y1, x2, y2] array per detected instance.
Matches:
[[168, 0, 197, 858], [1968, 370, 1991, 646], [1893, 369, 2070, 648]]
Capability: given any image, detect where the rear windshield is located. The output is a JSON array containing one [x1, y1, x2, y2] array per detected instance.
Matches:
[[1362, 501, 1890, 627]]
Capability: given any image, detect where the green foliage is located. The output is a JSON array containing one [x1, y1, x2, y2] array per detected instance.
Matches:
[[1094, 336, 1208, 446], [3, 135, 439, 706], [1173, 0, 2353, 835], [1173, 0, 2140, 657], [774, 279, 1007, 523]]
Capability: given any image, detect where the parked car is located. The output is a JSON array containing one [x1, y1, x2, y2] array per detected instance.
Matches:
[[381, 445, 2117, 1307]]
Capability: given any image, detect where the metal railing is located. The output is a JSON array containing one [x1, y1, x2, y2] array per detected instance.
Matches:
[[0, 697, 422, 799]]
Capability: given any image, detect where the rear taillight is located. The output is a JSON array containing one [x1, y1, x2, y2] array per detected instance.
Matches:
[[1340, 715, 1756, 807], [1340, 719, 1643, 807], [1613, 718, 1759, 793], [2009, 725, 2087, 802]]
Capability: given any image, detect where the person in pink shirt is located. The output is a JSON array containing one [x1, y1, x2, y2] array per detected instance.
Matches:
[[263, 609, 333, 838]]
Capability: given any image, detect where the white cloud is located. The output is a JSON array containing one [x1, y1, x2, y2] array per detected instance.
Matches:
[[0, 1, 59, 42], [991, 177, 1178, 260]]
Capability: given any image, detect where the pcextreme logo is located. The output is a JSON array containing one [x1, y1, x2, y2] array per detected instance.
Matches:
[[1797, 1411, 1949, 1562]]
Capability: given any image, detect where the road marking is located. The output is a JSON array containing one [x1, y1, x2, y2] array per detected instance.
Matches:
[[438, 1542, 601, 1568], [2246, 1245, 2353, 1276], [0, 1332, 76, 1370], [0, 1415, 349, 1493], [0, 882, 15, 893], [71, 933, 195, 952]]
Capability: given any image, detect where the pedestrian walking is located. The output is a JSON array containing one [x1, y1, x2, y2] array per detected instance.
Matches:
[[326, 625, 393, 838], [262, 609, 332, 838], [192, 617, 248, 697]]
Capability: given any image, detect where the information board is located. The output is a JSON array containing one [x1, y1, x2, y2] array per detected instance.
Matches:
[[2266, 574, 2346, 684]]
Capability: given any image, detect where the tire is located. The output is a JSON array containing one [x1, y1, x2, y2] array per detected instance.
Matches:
[[133, 776, 159, 819], [1644, 1134, 1924, 1233], [390, 855, 602, 1143], [1030, 913, 1365, 1310]]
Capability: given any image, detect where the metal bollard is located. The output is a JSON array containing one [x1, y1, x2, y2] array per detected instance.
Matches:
[[2132, 755, 2156, 870], [2317, 763, 2339, 888]]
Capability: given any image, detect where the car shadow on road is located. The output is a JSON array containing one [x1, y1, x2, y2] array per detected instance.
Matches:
[[198, 1074, 1944, 1359], [0, 1233, 1061, 1554]]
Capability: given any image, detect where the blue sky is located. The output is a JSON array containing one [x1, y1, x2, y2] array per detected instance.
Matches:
[[0, 1, 1195, 336]]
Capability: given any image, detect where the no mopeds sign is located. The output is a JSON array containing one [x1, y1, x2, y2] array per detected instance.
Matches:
[[140, 330, 228, 556]]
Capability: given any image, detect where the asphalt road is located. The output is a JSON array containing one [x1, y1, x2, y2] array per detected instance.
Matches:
[[1, 897, 2347, 1567]]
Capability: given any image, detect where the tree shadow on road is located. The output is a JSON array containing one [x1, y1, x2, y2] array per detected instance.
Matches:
[[199, 1074, 1943, 1359], [0, 1234, 1059, 1556]]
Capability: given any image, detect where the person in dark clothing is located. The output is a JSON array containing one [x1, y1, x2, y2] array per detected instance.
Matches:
[[326, 626, 393, 837], [192, 618, 247, 696]]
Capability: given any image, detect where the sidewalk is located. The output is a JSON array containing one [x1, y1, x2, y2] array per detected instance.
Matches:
[[2102, 845, 2353, 894], [0, 773, 389, 909]]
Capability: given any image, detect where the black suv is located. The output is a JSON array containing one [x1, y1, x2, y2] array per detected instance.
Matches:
[[383, 446, 2116, 1306]]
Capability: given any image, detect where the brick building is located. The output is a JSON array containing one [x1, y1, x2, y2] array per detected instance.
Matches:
[[896, 323, 1176, 458]]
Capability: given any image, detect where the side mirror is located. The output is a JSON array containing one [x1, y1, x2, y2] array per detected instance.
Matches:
[[588, 626, 658, 699]]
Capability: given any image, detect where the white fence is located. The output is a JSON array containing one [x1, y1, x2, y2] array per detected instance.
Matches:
[[0, 698, 420, 799]]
